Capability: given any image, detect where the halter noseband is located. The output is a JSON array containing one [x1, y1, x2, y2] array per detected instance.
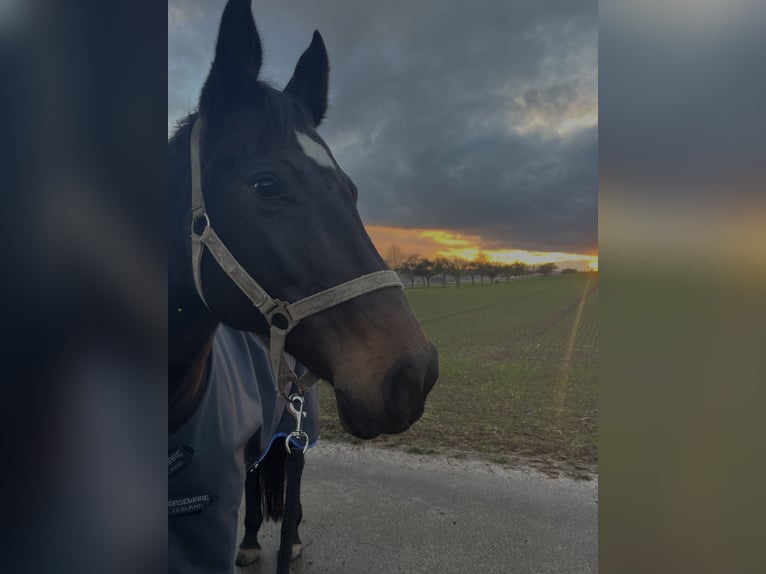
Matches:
[[188, 117, 403, 398]]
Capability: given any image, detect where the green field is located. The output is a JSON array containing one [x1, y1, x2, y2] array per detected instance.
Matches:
[[318, 273, 598, 478]]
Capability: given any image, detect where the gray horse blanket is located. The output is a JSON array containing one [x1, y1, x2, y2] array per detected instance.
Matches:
[[168, 325, 319, 574]]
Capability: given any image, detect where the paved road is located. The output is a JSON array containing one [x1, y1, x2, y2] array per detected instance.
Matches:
[[237, 442, 597, 574]]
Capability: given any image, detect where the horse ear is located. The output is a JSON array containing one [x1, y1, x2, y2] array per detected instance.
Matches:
[[285, 31, 329, 126], [201, 0, 262, 106]]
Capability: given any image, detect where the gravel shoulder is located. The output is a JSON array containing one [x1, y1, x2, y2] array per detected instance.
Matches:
[[237, 441, 598, 574]]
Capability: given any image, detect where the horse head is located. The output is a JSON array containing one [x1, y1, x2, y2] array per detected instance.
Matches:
[[174, 0, 438, 439]]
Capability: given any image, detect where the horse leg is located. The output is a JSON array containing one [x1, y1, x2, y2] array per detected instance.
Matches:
[[235, 468, 263, 566]]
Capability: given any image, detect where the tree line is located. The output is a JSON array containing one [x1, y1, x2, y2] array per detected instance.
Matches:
[[384, 244, 576, 288]]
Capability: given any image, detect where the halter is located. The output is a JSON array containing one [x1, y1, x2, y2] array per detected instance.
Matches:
[[188, 117, 403, 400]]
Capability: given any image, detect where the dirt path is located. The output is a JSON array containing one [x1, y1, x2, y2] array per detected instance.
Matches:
[[237, 442, 598, 574]]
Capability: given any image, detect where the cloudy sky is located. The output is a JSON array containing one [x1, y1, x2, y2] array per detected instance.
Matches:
[[169, 0, 597, 269]]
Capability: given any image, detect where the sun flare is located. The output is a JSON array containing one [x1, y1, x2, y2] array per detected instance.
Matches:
[[366, 225, 598, 272]]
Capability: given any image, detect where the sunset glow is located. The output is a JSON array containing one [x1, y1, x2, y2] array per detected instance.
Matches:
[[366, 225, 598, 271]]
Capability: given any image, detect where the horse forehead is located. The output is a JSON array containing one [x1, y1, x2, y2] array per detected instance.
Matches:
[[295, 131, 336, 170]]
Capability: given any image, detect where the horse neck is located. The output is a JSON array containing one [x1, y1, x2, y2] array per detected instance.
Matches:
[[168, 114, 220, 433]]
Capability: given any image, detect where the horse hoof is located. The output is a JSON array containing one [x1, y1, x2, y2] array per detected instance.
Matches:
[[235, 546, 261, 566], [291, 543, 303, 560]]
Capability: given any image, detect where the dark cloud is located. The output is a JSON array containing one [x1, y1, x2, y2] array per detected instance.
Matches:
[[599, 3, 765, 202], [169, 0, 597, 253]]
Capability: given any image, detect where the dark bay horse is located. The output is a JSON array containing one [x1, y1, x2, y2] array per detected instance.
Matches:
[[168, 1, 438, 572]]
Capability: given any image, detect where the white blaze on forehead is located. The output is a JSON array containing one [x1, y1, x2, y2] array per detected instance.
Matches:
[[296, 132, 336, 170]]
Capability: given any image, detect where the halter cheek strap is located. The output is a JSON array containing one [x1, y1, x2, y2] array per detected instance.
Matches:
[[189, 117, 403, 398]]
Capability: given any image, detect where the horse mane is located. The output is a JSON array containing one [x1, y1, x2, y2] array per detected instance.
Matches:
[[168, 80, 313, 152]]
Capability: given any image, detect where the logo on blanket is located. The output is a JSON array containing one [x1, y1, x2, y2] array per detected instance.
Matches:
[[168, 444, 196, 477], [168, 492, 218, 516]]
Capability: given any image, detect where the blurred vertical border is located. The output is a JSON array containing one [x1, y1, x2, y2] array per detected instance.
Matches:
[[0, 1, 166, 572], [600, 1, 765, 572]]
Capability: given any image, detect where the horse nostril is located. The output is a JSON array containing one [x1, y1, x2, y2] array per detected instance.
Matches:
[[383, 358, 426, 427]]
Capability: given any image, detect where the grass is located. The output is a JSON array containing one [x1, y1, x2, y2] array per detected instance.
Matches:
[[318, 273, 598, 478]]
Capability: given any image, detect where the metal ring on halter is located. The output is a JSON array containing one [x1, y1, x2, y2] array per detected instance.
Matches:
[[285, 430, 310, 453], [264, 300, 295, 331], [191, 212, 211, 234]]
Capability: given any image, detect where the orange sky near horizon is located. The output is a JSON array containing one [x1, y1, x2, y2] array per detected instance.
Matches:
[[366, 225, 598, 271]]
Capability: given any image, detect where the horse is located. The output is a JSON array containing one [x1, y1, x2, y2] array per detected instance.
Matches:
[[168, 1, 439, 572]]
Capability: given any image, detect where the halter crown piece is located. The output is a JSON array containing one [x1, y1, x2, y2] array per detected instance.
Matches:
[[189, 118, 404, 399]]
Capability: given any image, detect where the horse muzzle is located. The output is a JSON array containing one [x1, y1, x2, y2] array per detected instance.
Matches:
[[333, 343, 439, 439]]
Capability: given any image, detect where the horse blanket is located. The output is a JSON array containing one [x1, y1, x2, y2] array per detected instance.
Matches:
[[168, 325, 319, 574]]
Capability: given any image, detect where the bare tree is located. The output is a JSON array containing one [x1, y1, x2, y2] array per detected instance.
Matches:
[[473, 252, 491, 284], [537, 262, 558, 277], [385, 243, 407, 273], [433, 257, 449, 287], [466, 261, 478, 285], [414, 258, 435, 289], [486, 262, 503, 283], [508, 261, 528, 278], [445, 257, 471, 287], [400, 253, 421, 288]]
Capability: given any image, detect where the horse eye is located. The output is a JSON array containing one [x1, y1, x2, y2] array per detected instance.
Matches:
[[251, 179, 283, 199]]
